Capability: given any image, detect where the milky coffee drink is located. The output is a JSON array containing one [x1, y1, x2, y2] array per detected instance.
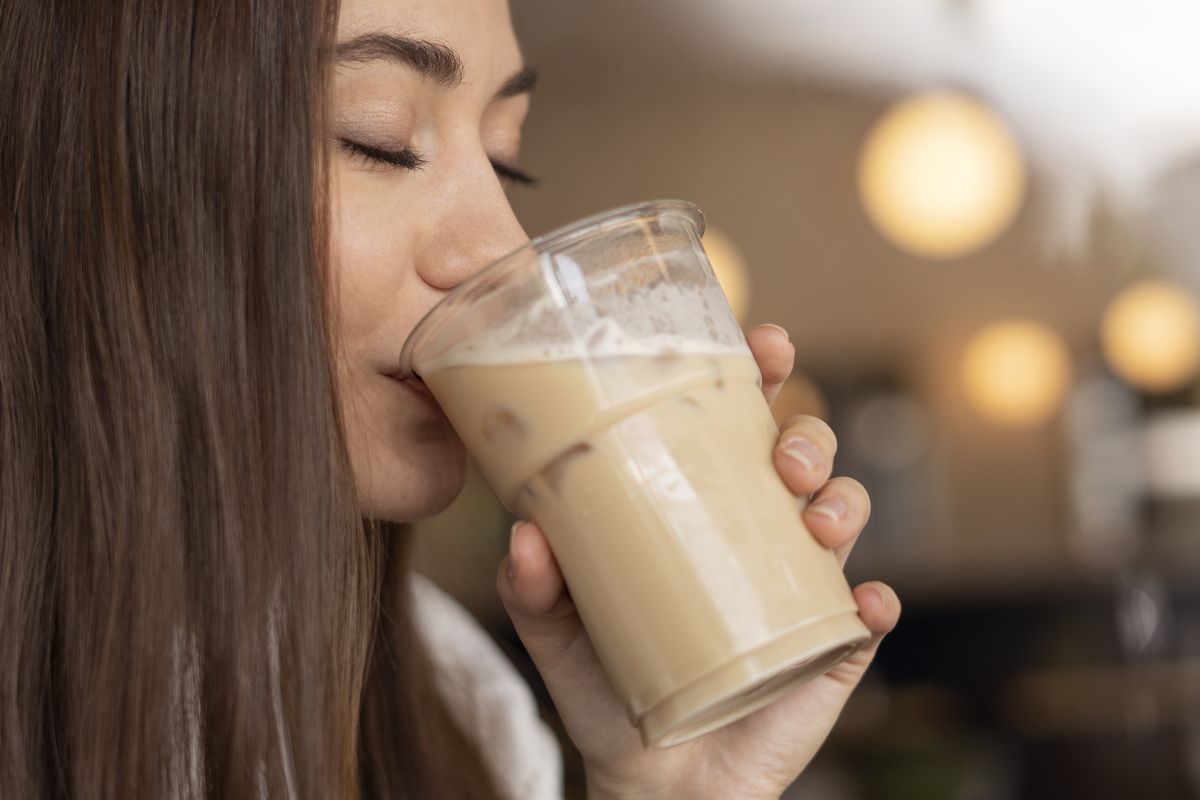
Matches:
[[400, 202, 871, 748]]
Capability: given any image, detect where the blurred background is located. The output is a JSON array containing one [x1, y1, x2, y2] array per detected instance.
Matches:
[[412, 1, 1200, 797]]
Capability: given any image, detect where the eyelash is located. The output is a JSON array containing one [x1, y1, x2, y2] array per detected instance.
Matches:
[[337, 138, 539, 186]]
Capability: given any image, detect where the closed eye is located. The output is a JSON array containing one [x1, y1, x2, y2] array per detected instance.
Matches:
[[337, 138, 539, 186], [489, 159, 539, 187], [338, 138, 427, 170]]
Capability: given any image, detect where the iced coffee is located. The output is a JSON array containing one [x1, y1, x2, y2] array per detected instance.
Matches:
[[399, 202, 870, 747]]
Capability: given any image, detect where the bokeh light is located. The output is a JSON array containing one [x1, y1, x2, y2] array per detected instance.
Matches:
[[1100, 278, 1200, 394], [850, 392, 934, 471], [961, 319, 1072, 426], [702, 227, 751, 323], [858, 90, 1026, 259]]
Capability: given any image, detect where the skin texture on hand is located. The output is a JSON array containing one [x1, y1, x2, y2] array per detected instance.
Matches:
[[496, 322, 901, 800]]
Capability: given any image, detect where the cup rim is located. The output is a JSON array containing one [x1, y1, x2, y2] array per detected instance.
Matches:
[[397, 199, 706, 378]]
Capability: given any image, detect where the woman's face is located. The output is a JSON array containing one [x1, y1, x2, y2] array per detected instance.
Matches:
[[329, 0, 531, 521]]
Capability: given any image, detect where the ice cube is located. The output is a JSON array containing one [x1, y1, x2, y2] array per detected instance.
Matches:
[[539, 442, 594, 495], [481, 407, 528, 449]]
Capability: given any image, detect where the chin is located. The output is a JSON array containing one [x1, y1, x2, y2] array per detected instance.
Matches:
[[356, 433, 471, 523]]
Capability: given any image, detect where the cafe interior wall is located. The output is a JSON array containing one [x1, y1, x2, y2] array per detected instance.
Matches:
[[411, 2, 1200, 797]]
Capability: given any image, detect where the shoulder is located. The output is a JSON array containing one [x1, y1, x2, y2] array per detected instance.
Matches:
[[408, 570, 564, 800]]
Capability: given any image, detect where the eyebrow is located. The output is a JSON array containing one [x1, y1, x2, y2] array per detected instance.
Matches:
[[337, 33, 464, 85], [336, 32, 537, 99]]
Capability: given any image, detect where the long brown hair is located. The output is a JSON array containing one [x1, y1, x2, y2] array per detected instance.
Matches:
[[1, 1, 507, 797]]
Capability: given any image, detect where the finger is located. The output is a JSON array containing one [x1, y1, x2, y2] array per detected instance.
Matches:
[[711, 580, 900, 767], [853, 581, 901, 637], [802, 476, 872, 566], [495, 521, 642, 761], [827, 581, 901, 684], [773, 414, 838, 496], [745, 323, 794, 406], [497, 520, 577, 639]]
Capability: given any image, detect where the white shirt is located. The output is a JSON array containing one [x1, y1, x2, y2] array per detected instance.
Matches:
[[409, 571, 565, 800]]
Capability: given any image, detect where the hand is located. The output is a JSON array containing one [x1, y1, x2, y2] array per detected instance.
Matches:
[[495, 323, 901, 800]]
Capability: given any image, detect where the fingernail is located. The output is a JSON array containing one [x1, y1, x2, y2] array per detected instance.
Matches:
[[867, 586, 886, 610], [508, 521, 522, 581], [761, 323, 790, 343], [780, 437, 820, 471], [809, 495, 847, 523]]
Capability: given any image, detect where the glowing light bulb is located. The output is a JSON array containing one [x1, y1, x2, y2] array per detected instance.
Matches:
[[961, 319, 1072, 426], [858, 91, 1026, 259], [702, 228, 751, 323], [1101, 279, 1200, 394]]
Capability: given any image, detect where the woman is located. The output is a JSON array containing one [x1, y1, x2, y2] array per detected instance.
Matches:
[[0, 0, 899, 797]]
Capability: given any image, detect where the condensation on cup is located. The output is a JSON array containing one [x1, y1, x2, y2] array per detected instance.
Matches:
[[398, 201, 871, 748]]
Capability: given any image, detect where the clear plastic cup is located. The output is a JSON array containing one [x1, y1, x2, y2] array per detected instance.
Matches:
[[398, 200, 870, 748]]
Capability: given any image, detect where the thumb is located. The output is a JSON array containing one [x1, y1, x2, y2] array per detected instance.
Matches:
[[496, 519, 582, 661], [495, 520, 639, 756]]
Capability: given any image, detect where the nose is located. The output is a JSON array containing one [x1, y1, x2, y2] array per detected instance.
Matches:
[[414, 157, 532, 292]]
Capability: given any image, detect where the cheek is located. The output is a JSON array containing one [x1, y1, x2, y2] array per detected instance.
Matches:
[[329, 172, 468, 520], [330, 173, 414, 345], [339, 370, 470, 521]]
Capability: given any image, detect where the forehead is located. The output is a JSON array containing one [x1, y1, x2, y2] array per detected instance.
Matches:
[[337, 0, 522, 76]]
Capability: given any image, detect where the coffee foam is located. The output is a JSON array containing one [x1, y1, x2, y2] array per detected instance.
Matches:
[[423, 279, 749, 370], [424, 333, 748, 370]]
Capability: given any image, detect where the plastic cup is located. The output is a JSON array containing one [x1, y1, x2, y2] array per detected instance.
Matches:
[[398, 200, 870, 748]]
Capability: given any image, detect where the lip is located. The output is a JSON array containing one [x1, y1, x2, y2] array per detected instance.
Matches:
[[386, 372, 442, 407]]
